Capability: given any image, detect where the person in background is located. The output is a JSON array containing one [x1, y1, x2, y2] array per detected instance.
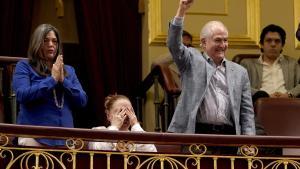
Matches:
[[152, 30, 193, 88], [89, 94, 157, 152], [296, 22, 300, 41], [240, 24, 300, 103], [13, 24, 88, 147], [167, 0, 255, 137]]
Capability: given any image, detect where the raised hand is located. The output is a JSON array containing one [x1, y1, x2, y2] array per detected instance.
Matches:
[[180, 0, 193, 8], [177, 0, 194, 17]]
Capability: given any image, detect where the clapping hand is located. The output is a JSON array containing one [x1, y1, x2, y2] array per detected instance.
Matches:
[[52, 55, 64, 82]]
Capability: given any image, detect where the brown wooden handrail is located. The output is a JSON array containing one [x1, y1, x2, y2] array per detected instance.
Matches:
[[0, 56, 27, 63], [1, 123, 300, 147]]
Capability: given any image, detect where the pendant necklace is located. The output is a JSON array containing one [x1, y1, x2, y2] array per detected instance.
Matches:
[[53, 89, 64, 109]]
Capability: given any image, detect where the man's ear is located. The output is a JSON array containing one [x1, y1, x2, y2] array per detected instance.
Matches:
[[200, 38, 206, 48]]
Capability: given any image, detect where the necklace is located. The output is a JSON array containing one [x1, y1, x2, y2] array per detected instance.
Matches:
[[53, 89, 64, 109]]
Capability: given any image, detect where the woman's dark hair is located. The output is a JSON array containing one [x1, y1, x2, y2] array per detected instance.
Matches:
[[28, 24, 62, 76]]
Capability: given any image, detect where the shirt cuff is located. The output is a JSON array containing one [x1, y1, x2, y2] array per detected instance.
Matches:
[[131, 123, 144, 132], [107, 125, 119, 131], [172, 16, 184, 26]]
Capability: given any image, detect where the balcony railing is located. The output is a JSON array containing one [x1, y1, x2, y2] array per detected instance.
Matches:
[[1, 123, 300, 169]]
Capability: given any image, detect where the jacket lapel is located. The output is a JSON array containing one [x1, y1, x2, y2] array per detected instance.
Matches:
[[204, 55, 215, 86], [280, 57, 289, 85], [225, 62, 237, 120], [254, 59, 263, 88], [226, 62, 235, 102]]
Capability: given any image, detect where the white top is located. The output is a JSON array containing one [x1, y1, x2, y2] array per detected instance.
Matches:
[[88, 123, 157, 152], [259, 55, 287, 94]]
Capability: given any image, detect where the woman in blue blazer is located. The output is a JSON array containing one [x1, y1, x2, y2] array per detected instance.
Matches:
[[12, 24, 87, 146]]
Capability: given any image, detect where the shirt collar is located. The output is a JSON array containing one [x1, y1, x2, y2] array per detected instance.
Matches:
[[258, 54, 284, 64], [203, 52, 227, 67]]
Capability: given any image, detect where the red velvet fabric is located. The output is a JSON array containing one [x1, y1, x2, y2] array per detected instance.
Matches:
[[0, 0, 34, 56], [74, 0, 142, 126]]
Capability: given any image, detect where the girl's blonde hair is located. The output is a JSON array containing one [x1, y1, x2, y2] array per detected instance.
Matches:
[[104, 94, 130, 112]]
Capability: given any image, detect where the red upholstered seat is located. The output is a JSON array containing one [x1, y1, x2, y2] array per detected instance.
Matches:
[[255, 98, 300, 136], [232, 54, 260, 64]]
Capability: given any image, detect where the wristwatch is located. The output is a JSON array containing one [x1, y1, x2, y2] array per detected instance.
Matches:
[[288, 92, 294, 98]]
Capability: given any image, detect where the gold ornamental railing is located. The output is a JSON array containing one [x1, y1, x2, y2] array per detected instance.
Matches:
[[1, 123, 300, 169]]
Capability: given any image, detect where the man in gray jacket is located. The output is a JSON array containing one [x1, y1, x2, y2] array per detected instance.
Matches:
[[167, 0, 255, 137], [240, 24, 300, 103]]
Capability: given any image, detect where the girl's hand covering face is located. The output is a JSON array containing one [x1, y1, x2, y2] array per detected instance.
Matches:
[[124, 107, 138, 127], [110, 107, 127, 129], [109, 98, 135, 130]]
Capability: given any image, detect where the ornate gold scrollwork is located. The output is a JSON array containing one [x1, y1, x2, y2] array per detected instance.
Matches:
[[0, 149, 14, 166], [5, 150, 67, 169], [251, 159, 300, 169], [185, 156, 201, 168], [115, 140, 135, 152], [65, 138, 84, 150], [0, 134, 9, 147], [60, 151, 75, 167], [127, 155, 141, 168], [240, 145, 258, 157], [129, 155, 187, 169], [189, 144, 207, 155]]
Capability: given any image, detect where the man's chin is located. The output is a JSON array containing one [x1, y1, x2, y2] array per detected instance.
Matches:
[[269, 53, 280, 58], [216, 54, 225, 60]]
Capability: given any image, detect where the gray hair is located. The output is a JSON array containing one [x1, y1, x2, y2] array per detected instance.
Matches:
[[200, 20, 228, 40], [28, 24, 62, 76]]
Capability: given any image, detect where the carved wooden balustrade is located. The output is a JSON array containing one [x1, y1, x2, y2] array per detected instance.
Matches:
[[0, 123, 300, 169], [0, 56, 27, 124]]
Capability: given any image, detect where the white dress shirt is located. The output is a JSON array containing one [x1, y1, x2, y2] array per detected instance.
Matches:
[[259, 55, 287, 94], [88, 124, 157, 152]]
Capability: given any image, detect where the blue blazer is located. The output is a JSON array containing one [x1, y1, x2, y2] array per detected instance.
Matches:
[[167, 23, 255, 135], [13, 60, 88, 146]]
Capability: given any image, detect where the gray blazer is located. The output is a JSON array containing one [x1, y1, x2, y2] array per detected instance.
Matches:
[[167, 23, 255, 135], [240, 56, 300, 97]]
